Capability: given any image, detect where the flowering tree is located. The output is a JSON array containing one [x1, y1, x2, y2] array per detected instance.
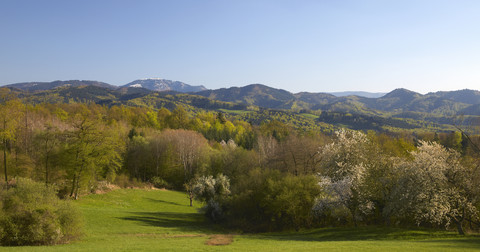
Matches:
[[314, 129, 374, 226], [191, 174, 230, 222], [386, 141, 478, 235]]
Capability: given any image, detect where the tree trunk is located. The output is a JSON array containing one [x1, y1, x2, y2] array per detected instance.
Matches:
[[70, 173, 77, 197], [350, 209, 357, 227], [74, 162, 85, 200], [385, 216, 391, 226], [3, 138, 7, 183], [45, 155, 49, 185], [189, 190, 194, 207], [70, 150, 80, 198], [24, 103, 28, 155], [456, 220, 465, 235], [74, 173, 81, 200]]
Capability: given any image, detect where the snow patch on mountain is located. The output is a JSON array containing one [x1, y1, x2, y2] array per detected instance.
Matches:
[[122, 78, 207, 93]]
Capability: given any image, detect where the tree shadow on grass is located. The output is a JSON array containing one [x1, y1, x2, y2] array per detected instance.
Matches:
[[144, 197, 185, 207], [119, 212, 480, 249], [252, 227, 480, 248], [415, 238, 480, 250], [119, 211, 215, 233]]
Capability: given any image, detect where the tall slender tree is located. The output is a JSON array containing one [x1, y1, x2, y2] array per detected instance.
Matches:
[[66, 105, 123, 199], [0, 88, 23, 183]]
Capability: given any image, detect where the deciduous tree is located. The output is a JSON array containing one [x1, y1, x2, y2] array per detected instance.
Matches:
[[315, 129, 374, 226], [386, 141, 479, 234], [0, 89, 23, 183]]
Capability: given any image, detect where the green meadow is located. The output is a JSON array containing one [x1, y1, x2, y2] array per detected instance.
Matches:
[[2, 189, 480, 251]]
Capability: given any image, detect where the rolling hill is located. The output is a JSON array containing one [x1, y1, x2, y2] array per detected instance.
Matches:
[[4, 78, 208, 93], [196, 84, 296, 109], [195, 85, 480, 116], [4, 80, 116, 92], [3, 78, 480, 132]]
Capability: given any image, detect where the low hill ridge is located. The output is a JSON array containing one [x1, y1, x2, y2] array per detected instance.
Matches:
[[4, 80, 116, 91]]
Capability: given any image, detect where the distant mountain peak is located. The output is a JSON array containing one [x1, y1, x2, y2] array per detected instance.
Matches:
[[427, 89, 480, 105], [382, 88, 421, 99], [195, 83, 295, 108], [122, 78, 207, 93], [328, 91, 386, 98]]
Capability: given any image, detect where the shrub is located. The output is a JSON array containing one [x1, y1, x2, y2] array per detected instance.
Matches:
[[0, 178, 83, 246], [225, 169, 320, 232], [114, 173, 145, 188], [192, 174, 230, 222], [150, 176, 170, 189]]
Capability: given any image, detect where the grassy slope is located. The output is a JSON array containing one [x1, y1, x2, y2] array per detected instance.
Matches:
[[2, 189, 480, 251]]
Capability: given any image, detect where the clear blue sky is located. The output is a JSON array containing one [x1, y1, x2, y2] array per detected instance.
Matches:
[[1, 0, 479, 93]]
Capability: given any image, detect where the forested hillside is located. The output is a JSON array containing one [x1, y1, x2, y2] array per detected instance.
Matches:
[[1, 84, 480, 240], [4, 80, 117, 91], [5, 82, 480, 133]]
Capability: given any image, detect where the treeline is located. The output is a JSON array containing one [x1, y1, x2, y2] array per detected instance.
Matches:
[[190, 129, 480, 235], [0, 88, 257, 196], [1, 87, 480, 235]]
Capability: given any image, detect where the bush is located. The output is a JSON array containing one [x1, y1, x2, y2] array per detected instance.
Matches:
[[0, 178, 83, 246], [150, 176, 170, 189], [114, 173, 145, 188], [225, 169, 320, 232], [192, 174, 231, 222]]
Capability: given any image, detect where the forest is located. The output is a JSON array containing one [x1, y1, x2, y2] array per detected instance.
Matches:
[[1, 86, 480, 246]]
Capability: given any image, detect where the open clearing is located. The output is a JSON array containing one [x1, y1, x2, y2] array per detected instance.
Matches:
[[2, 189, 480, 251]]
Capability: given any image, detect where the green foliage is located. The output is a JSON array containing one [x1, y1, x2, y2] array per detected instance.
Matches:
[[0, 89, 24, 183], [0, 187, 478, 251], [150, 176, 170, 189], [225, 169, 320, 232], [2, 85, 480, 239], [319, 111, 418, 131], [236, 109, 329, 133], [0, 178, 83, 246], [192, 174, 231, 222], [13, 84, 480, 133], [113, 173, 146, 188], [207, 144, 258, 184], [386, 141, 479, 234], [64, 106, 124, 199]]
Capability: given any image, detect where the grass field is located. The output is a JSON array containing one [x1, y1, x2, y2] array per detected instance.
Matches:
[[2, 188, 480, 251], [299, 113, 319, 120], [218, 109, 250, 115]]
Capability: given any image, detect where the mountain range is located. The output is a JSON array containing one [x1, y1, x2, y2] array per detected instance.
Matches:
[[3, 78, 480, 132], [197, 84, 480, 116], [3, 80, 117, 92], [3, 79, 206, 93]]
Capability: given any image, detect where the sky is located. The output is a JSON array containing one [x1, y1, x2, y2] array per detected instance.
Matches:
[[1, 0, 479, 94]]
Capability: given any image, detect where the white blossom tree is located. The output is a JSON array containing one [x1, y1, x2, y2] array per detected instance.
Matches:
[[190, 174, 230, 222], [386, 141, 478, 235], [314, 129, 374, 226]]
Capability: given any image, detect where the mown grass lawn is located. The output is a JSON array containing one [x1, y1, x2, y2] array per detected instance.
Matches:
[[2, 188, 480, 251]]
